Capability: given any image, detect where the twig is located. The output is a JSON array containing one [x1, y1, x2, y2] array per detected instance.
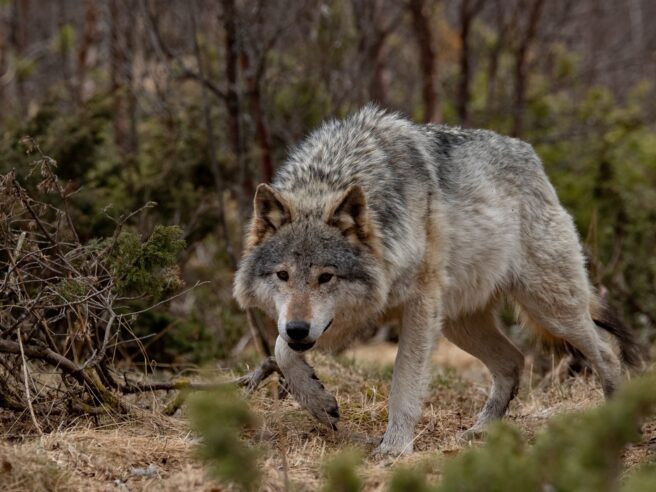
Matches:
[[118, 280, 210, 317], [246, 308, 272, 357], [81, 310, 117, 369], [17, 327, 43, 435], [234, 356, 281, 393]]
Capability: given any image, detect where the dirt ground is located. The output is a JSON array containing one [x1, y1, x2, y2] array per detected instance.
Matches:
[[1, 341, 655, 491]]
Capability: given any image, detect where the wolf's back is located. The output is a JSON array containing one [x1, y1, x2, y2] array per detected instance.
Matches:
[[273, 106, 438, 262]]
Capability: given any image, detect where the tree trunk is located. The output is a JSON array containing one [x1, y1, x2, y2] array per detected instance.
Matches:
[[10, 0, 30, 115], [457, 0, 471, 125], [409, 0, 441, 123], [240, 52, 274, 183], [75, 0, 99, 107], [351, 0, 399, 107], [220, 0, 249, 205], [109, 0, 130, 156], [485, 0, 507, 123], [368, 36, 387, 106], [511, 0, 545, 137]]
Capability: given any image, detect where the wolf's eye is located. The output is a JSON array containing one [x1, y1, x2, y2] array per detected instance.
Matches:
[[276, 271, 289, 281], [318, 273, 334, 285]]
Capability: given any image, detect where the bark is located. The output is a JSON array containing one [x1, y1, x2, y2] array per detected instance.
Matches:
[[57, 0, 75, 103], [220, 0, 249, 205], [9, 0, 30, 115], [351, 0, 401, 106], [109, 0, 130, 155], [485, 0, 511, 122], [511, 0, 545, 137], [409, 0, 441, 123], [240, 52, 274, 183], [456, 0, 485, 126], [0, 13, 6, 110], [368, 36, 387, 105], [75, 0, 99, 106]]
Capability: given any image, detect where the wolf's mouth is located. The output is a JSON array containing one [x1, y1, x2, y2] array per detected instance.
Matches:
[[322, 319, 334, 333], [288, 341, 315, 352]]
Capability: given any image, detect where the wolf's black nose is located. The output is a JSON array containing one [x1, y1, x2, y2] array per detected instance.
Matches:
[[286, 320, 310, 340]]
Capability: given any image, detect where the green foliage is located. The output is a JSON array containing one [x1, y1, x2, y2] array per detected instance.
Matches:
[[54, 24, 76, 54], [438, 423, 537, 492], [11, 54, 37, 81], [190, 386, 261, 491], [388, 467, 432, 492], [107, 225, 186, 298], [438, 373, 656, 492], [531, 374, 656, 492], [55, 278, 90, 303], [322, 448, 364, 492], [621, 465, 656, 492]]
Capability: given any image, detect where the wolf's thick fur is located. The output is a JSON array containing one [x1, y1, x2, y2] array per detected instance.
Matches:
[[234, 105, 639, 455]]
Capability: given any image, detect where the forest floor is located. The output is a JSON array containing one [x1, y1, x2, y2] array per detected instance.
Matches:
[[1, 341, 655, 491]]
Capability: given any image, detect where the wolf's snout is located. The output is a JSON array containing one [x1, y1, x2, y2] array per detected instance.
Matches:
[[286, 320, 310, 340]]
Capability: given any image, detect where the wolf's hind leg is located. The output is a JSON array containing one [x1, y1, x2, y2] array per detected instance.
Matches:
[[513, 208, 623, 397], [443, 306, 524, 436], [515, 295, 622, 398], [274, 336, 339, 428]]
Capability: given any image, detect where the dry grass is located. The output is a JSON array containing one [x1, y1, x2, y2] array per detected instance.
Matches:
[[1, 341, 654, 491]]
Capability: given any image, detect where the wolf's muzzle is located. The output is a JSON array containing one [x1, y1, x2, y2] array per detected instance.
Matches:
[[288, 340, 315, 352]]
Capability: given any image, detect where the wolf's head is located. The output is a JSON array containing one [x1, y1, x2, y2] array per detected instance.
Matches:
[[234, 183, 386, 352]]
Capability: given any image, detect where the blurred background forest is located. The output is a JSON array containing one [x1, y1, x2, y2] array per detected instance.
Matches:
[[1, 0, 655, 368]]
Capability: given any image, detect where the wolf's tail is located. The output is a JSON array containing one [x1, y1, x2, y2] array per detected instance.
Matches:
[[591, 307, 644, 370]]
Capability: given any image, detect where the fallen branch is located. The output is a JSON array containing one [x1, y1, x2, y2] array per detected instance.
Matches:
[[121, 357, 282, 395]]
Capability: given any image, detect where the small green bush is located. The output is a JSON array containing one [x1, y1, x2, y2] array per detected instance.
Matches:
[[384, 373, 656, 492], [107, 225, 186, 297], [322, 448, 364, 492], [190, 385, 261, 491]]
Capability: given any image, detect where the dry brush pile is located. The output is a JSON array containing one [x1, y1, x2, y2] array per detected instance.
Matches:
[[0, 144, 194, 431]]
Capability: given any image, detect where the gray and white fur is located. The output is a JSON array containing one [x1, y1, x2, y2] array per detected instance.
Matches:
[[234, 105, 640, 456]]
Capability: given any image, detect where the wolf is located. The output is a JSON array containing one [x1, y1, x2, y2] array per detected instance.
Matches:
[[233, 105, 640, 456]]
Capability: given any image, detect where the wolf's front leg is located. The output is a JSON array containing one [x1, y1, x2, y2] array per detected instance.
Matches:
[[274, 336, 340, 428], [377, 293, 440, 456]]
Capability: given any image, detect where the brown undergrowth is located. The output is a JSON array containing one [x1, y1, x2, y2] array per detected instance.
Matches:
[[1, 341, 655, 491]]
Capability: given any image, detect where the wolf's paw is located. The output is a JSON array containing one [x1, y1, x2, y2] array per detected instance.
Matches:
[[457, 424, 487, 442], [292, 376, 340, 429], [372, 435, 413, 457], [306, 389, 340, 429]]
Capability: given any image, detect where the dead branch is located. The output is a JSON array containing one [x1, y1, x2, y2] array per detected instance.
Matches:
[[0, 164, 193, 425]]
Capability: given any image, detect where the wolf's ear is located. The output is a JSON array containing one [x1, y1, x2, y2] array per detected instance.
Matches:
[[326, 185, 378, 252], [246, 183, 291, 249]]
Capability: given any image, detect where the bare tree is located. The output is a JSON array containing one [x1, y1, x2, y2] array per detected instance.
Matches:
[[8, 0, 29, 115], [484, 0, 514, 123], [511, 0, 545, 137], [75, 0, 99, 106], [109, 0, 133, 156], [220, 0, 249, 206], [456, 0, 485, 126], [409, 0, 441, 123], [351, 0, 403, 106]]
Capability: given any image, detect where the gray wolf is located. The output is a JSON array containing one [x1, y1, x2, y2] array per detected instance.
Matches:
[[233, 105, 640, 456]]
